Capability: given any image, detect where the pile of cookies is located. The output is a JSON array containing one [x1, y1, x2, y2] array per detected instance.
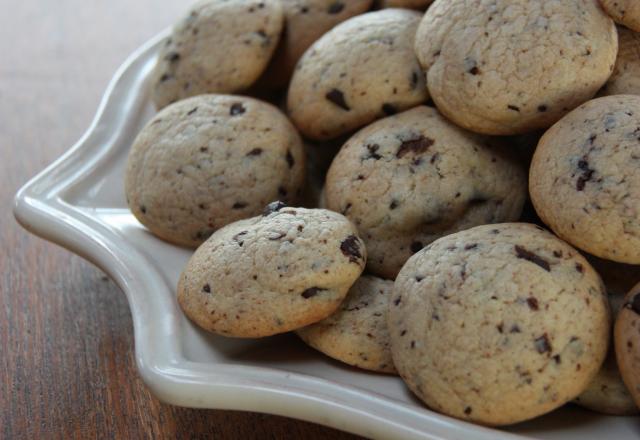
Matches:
[[124, 0, 640, 427]]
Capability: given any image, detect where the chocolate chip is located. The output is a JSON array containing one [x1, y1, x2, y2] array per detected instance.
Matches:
[[286, 150, 295, 168], [410, 241, 423, 253], [301, 287, 326, 299], [160, 73, 172, 82], [340, 235, 363, 263], [534, 334, 552, 354], [576, 157, 595, 191], [202, 284, 211, 293], [263, 201, 287, 215], [393, 296, 402, 306], [230, 103, 246, 116], [187, 107, 198, 116], [164, 52, 180, 62], [464, 407, 472, 415], [342, 203, 352, 215], [507, 105, 520, 112], [327, 2, 344, 14], [510, 324, 521, 333], [497, 323, 504, 333], [396, 136, 435, 158], [389, 200, 399, 210], [325, 88, 350, 111], [469, 66, 480, 75], [527, 297, 539, 311], [464, 243, 478, 250], [575, 263, 584, 273], [410, 341, 416, 348], [552, 355, 561, 364], [553, 250, 562, 258], [538, 105, 548, 112], [415, 275, 424, 282], [232, 202, 247, 209], [247, 148, 263, 156], [515, 245, 551, 272], [364, 144, 382, 160], [232, 231, 248, 246], [139, 205, 147, 214], [382, 103, 397, 115]]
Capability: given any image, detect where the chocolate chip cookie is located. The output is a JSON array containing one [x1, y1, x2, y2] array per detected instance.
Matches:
[[600, 0, 640, 32], [415, 0, 618, 135], [125, 95, 305, 247], [530, 95, 640, 264], [390, 223, 610, 425], [615, 282, 640, 409], [178, 204, 366, 337], [287, 9, 427, 140], [297, 274, 396, 373], [151, 0, 284, 109], [259, 0, 373, 89], [325, 106, 526, 279]]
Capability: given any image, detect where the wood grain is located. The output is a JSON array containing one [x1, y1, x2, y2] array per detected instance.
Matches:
[[0, 2, 361, 438]]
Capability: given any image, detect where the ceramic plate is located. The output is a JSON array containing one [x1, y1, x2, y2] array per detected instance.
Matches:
[[13, 30, 640, 440]]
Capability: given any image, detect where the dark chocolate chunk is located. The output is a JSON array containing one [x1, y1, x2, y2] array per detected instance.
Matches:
[[507, 105, 520, 112], [325, 88, 350, 111], [464, 243, 478, 250], [364, 143, 382, 160], [140, 205, 147, 214], [576, 157, 595, 191], [327, 2, 344, 14], [464, 407, 472, 415], [389, 200, 399, 210], [160, 73, 172, 82], [230, 102, 246, 116], [527, 297, 539, 311], [510, 324, 521, 333], [232, 231, 248, 246], [301, 287, 326, 299], [538, 105, 548, 112], [263, 201, 287, 215], [575, 263, 584, 273], [286, 150, 295, 168], [232, 202, 248, 210], [393, 296, 402, 306], [515, 245, 551, 272], [187, 107, 198, 116], [396, 136, 435, 158], [534, 334, 552, 354], [469, 66, 480, 75], [340, 235, 363, 263], [247, 148, 263, 156], [202, 284, 211, 293], [164, 52, 180, 62]]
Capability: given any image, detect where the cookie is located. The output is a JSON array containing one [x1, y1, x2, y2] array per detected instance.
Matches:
[[376, 0, 432, 10], [530, 95, 640, 264], [615, 282, 640, 409], [414, 0, 618, 135], [389, 223, 610, 426], [178, 204, 366, 337], [258, 0, 373, 89], [575, 293, 638, 415], [151, 0, 284, 109], [125, 95, 305, 247], [325, 106, 526, 279], [600, 0, 640, 32], [600, 27, 640, 96], [287, 9, 428, 140], [297, 275, 396, 373]]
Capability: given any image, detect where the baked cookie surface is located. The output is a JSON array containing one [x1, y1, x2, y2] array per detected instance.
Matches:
[[389, 223, 610, 425], [125, 95, 305, 247], [287, 9, 428, 140], [600, 26, 640, 96], [151, 0, 284, 109], [178, 205, 366, 338], [415, 0, 617, 135], [600, 0, 640, 32], [615, 282, 640, 409], [530, 95, 640, 264], [325, 106, 526, 279], [297, 275, 396, 373], [259, 0, 373, 89]]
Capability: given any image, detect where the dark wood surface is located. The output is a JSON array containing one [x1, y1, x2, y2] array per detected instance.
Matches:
[[0, 2, 360, 439]]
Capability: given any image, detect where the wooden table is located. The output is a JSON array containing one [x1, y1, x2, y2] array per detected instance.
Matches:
[[0, 2, 360, 438]]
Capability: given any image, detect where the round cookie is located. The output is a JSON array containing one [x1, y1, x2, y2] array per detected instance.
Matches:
[[600, 0, 640, 32], [287, 9, 428, 141], [151, 0, 284, 109], [125, 95, 305, 247], [389, 223, 610, 426], [575, 293, 638, 415], [259, 0, 373, 89], [377, 0, 432, 10], [530, 95, 640, 264], [615, 283, 640, 409], [414, 0, 618, 135], [325, 106, 526, 279], [600, 26, 640, 96], [178, 204, 366, 338], [297, 275, 396, 373]]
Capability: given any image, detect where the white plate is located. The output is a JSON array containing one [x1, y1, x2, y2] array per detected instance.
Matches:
[[13, 30, 640, 440]]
